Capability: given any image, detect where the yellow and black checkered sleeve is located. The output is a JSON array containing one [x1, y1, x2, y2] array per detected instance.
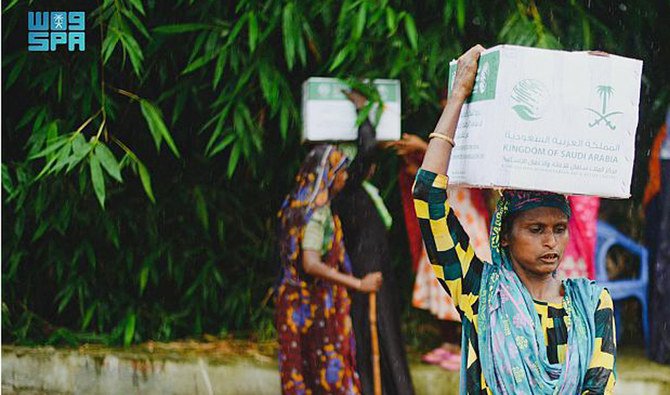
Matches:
[[412, 169, 484, 315], [582, 289, 617, 394]]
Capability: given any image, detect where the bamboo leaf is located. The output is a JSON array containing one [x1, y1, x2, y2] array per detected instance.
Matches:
[[213, 50, 226, 89], [140, 100, 180, 158], [153, 23, 211, 34], [122, 9, 150, 39], [227, 143, 241, 178], [208, 133, 236, 157], [57, 68, 63, 102], [128, 0, 145, 15], [118, 31, 144, 77], [2, 0, 20, 12], [2, 164, 13, 194], [137, 161, 155, 203], [123, 313, 136, 346], [385, 7, 396, 33], [182, 50, 220, 75], [139, 266, 149, 294], [29, 137, 68, 160], [66, 134, 92, 172], [456, 0, 466, 32], [81, 304, 96, 330], [282, 3, 296, 70], [193, 186, 209, 231], [353, 4, 367, 40], [329, 46, 349, 72], [95, 143, 123, 182], [227, 14, 248, 45], [280, 104, 289, 140], [89, 154, 106, 208], [404, 14, 418, 51], [248, 11, 258, 52]]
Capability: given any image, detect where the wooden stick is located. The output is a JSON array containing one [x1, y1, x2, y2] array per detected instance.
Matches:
[[369, 292, 382, 395]]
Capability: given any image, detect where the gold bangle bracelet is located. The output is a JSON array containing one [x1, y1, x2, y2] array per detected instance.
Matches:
[[428, 132, 456, 147]]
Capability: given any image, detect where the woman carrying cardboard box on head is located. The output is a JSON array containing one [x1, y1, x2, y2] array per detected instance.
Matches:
[[412, 44, 616, 394], [275, 144, 382, 395], [332, 90, 415, 395]]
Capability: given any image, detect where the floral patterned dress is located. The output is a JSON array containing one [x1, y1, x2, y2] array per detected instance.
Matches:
[[276, 145, 360, 394]]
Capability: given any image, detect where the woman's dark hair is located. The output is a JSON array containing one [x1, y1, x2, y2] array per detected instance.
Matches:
[[501, 211, 520, 241]]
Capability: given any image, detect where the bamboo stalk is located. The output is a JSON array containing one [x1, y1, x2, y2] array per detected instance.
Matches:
[[369, 291, 382, 395]]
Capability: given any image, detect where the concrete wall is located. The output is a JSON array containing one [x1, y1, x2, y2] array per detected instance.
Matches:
[[3, 346, 669, 394]]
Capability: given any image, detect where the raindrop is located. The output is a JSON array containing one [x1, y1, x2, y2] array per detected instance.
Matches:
[[619, 3, 628, 12], [472, 17, 481, 26]]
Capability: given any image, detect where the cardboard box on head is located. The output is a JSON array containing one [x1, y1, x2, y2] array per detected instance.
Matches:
[[446, 45, 643, 199], [302, 77, 401, 142]]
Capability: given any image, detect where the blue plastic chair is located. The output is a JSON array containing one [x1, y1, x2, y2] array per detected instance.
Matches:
[[594, 220, 649, 350]]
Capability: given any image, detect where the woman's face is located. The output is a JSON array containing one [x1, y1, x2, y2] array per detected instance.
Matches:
[[330, 169, 349, 195], [502, 206, 569, 277]]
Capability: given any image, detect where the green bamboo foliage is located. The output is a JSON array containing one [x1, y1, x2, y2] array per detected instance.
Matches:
[[2, 0, 669, 345]]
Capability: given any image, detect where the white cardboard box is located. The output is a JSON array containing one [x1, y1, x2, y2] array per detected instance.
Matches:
[[446, 45, 643, 198], [302, 78, 401, 142]]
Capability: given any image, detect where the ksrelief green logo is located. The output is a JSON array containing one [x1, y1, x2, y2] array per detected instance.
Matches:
[[510, 79, 549, 121], [585, 85, 622, 130]]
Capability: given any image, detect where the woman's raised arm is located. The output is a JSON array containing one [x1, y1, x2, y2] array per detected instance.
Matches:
[[420, 44, 484, 175]]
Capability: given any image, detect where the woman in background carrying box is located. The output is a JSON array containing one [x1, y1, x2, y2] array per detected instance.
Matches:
[[276, 145, 382, 394]]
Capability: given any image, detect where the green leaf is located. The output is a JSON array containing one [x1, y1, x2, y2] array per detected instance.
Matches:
[[6, 54, 26, 89], [282, 3, 296, 70], [123, 313, 136, 346], [352, 4, 367, 40], [248, 11, 259, 52], [456, 0, 466, 32], [29, 137, 68, 160], [2, 0, 20, 12], [153, 24, 212, 34], [208, 133, 236, 157], [2, 164, 13, 194], [227, 143, 241, 178], [329, 46, 349, 72], [89, 154, 106, 208], [193, 186, 209, 231], [31, 221, 49, 242], [95, 143, 123, 182], [140, 100, 180, 158], [213, 51, 227, 89], [57, 68, 63, 102], [385, 8, 396, 33], [57, 286, 75, 313], [258, 63, 278, 106], [355, 104, 373, 126], [280, 104, 290, 140], [137, 161, 155, 203], [227, 14, 248, 44], [122, 9, 150, 40], [81, 304, 96, 330], [118, 31, 144, 77], [182, 50, 220, 75], [128, 0, 145, 15], [404, 15, 418, 51], [139, 265, 149, 294], [50, 142, 74, 175], [66, 134, 92, 172]]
